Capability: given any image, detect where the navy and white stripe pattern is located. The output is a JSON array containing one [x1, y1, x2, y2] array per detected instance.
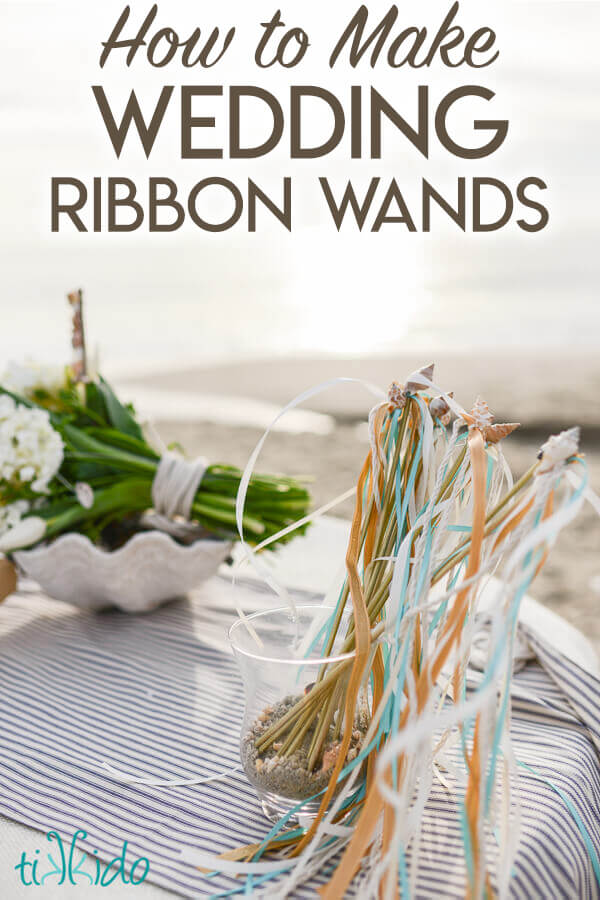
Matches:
[[0, 579, 599, 898]]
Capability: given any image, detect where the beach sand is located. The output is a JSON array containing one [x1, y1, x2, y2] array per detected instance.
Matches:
[[122, 352, 600, 434], [143, 353, 600, 650]]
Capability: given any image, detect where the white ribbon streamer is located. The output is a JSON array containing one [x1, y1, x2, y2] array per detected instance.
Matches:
[[100, 760, 241, 788], [234, 377, 386, 609], [179, 848, 296, 875]]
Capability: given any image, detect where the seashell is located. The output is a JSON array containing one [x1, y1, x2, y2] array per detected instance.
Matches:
[[471, 397, 494, 429], [468, 398, 519, 444], [404, 363, 435, 394], [14, 530, 232, 612], [429, 392, 453, 421], [537, 427, 581, 473], [388, 381, 407, 410], [321, 742, 341, 773], [484, 422, 520, 444]]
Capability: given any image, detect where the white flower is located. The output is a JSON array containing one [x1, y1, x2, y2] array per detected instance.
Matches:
[[0, 516, 46, 552], [0, 500, 29, 537], [2, 360, 67, 399], [0, 395, 15, 418], [75, 482, 94, 509], [0, 401, 63, 494]]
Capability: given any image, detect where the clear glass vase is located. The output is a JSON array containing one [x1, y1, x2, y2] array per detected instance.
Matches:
[[229, 604, 361, 824]]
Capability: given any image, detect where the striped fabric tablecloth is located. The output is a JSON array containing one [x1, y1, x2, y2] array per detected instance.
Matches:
[[0, 575, 599, 898]]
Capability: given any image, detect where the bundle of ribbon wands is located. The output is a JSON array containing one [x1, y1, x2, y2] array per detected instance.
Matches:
[[198, 364, 595, 898]]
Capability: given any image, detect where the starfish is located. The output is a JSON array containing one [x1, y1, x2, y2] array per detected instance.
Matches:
[[468, 397, 520, 445]]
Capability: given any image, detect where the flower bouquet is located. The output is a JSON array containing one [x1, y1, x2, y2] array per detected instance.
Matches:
[[0, 292, 311, 610]]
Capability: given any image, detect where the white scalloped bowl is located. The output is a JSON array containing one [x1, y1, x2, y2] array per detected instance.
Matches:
[[14, 531, 232, 612]]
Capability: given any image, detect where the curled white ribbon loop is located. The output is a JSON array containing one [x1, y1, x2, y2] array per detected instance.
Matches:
[[234, 376, 386, 609]]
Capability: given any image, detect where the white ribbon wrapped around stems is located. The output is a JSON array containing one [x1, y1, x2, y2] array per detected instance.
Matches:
[[143, 451, 210, 539], [151, 451, 209, 521]]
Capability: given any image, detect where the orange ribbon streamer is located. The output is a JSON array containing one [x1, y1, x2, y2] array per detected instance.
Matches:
[[321, 428, 488, 898], [294, 453, 373, 858]]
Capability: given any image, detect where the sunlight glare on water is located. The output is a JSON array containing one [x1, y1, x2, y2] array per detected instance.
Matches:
[[285, 230, 430, 357]]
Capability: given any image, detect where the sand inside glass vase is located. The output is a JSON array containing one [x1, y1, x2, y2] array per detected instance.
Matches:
[[229, 605, 369, 822]]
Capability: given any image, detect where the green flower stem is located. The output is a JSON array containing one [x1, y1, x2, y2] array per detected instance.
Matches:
[[63, 430, 305, 540], [43, 480, 152, 539], [190, 500, 264, 537]]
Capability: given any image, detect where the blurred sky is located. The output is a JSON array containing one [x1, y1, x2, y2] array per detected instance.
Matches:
[[0, 0, 598, 376]]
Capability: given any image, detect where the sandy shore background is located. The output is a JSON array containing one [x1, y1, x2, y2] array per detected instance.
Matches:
[[119, 352, 600, 649]]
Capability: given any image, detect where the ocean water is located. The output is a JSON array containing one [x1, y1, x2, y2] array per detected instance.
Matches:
[[1, 0, 598, 377]]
